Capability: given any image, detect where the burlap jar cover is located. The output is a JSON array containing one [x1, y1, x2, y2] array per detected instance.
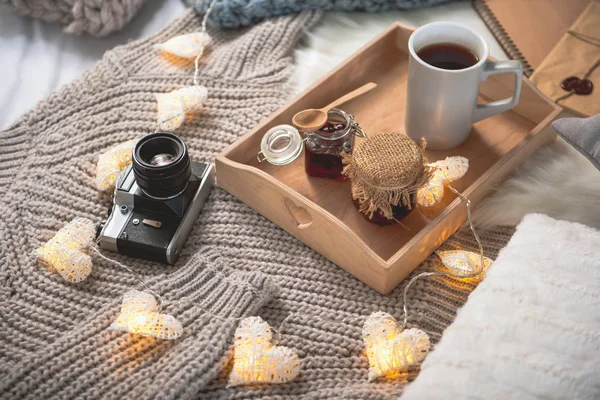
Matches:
[[342, 133, 434, 221]]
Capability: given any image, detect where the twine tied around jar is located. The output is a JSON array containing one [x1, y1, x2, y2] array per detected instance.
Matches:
[[342, 133, 435, 220]]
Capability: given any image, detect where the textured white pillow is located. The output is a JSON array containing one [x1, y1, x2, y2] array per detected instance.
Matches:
[[403, 214, 600, 400]]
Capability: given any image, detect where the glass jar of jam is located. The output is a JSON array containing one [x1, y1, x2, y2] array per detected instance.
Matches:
[[304, 108, 363, 180]]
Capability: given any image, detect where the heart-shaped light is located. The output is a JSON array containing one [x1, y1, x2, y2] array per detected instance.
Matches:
[[436, 250, 492, 280], [95, 139, 138, 192], [417, 156, 469, 208], [110, 290, 183, 340], [36, 218, 96, 283], [154, 32, 212, 59], [362, 312, 430, 381], [155, 86, 208, 131], [416, 178, 444, 208], [228, 316, 301, 386]]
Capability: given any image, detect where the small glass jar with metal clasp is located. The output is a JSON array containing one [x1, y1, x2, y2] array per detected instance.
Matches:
[[257, 108, 366, 180]]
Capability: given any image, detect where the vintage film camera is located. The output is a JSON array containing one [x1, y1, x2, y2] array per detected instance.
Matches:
[[97, 133, 214, 263]]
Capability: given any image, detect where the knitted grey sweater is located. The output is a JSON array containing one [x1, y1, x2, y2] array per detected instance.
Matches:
[[0, 10, 514, 399]]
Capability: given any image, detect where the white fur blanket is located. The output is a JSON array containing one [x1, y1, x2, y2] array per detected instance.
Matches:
[[402, 214, 600, 399]]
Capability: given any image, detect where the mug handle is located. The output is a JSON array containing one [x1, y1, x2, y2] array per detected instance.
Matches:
[[473, 60, 522, 122]]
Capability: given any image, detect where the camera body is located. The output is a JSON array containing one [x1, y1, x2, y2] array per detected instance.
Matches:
[[97, 133, 214, 264]]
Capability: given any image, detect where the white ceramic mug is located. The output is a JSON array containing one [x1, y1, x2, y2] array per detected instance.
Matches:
[[405, 22, 522, 150]]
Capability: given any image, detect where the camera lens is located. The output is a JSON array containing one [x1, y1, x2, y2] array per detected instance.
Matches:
[[132, 132, 191, 198], [149, 153, 176, 166]]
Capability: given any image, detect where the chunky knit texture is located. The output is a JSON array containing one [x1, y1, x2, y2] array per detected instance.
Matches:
[[0, 10, 515, 399], [185, 0, 461, 28], [1, 253, 276, 399], [0, 0, 147, 36]]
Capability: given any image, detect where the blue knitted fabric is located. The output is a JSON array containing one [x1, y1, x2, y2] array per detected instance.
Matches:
[[185, 0, 461, 28]]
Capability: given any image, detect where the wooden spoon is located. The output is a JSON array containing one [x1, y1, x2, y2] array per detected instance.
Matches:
[[292, 82, 377, 132]]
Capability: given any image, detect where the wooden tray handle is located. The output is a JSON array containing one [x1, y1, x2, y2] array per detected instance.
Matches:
[[283, 197, 313, 229]]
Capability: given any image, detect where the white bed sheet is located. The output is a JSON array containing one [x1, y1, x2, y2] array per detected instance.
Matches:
[[0, 0, 186, 130], [0, 2, 504, 130]]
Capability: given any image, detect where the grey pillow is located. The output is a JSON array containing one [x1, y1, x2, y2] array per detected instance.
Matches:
[[552, 114, 600, 171]]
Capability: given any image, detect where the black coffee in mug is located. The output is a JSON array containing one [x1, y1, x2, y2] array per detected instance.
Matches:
[[407, 22, 523, 149], [416, 43, 479, 70]]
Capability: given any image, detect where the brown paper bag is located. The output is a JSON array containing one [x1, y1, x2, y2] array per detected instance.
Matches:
[[530, 1, 600, 116]]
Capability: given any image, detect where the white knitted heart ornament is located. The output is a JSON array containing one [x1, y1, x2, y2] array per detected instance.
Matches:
[[436, 250, 492, 280], [228, 316, 301, 386], [36, 217, 96, 283], [362, 312, 430, 381], [417, 156, 469, 207], [95, 139, 138, 192], [154, 32, 212, 59], [110, 290, 183, 340], [155, 86, 208, 131]]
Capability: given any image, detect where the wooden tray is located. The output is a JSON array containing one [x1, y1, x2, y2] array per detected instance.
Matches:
[[215, 22, 562, 294]]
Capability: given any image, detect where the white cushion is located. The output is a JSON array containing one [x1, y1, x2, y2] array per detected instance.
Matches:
[[403, 214, 600, 400]]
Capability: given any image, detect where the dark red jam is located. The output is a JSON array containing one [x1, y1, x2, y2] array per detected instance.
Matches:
[[305, 151, 347, 180], [304, 121, 353, 180], [352, 195, 415, 225]]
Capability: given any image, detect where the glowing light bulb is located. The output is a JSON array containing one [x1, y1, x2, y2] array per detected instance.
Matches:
[[129, 313, 149, 333]]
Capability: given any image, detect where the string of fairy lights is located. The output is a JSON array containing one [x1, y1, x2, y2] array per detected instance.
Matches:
[[34, 1, 494, 386]]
